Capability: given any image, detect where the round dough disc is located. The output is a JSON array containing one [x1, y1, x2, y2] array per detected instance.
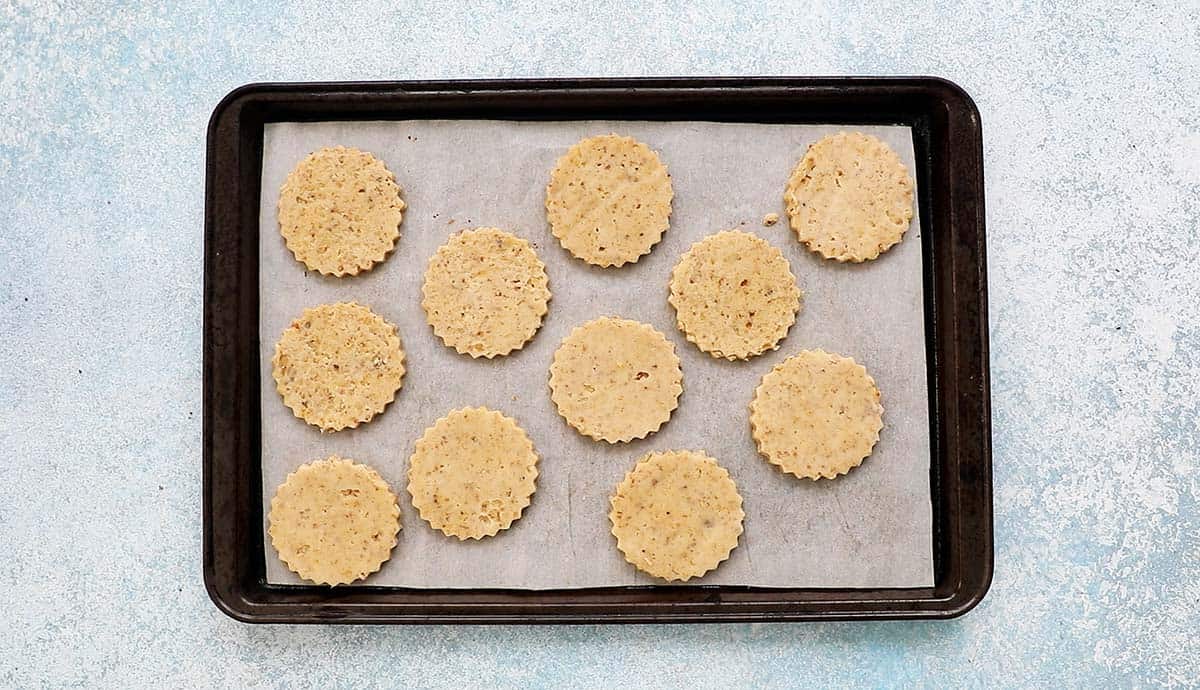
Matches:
[[609, 450, 744, 582], [278, 146, 405, 276], [545, 134, 673, 267], [407, 407, 539, 540], [669, 230, 802, 360], [783, 132, 914, 262], [271, 302, 406, 432], [421, 228, 551, 358], [268, 456, 401, 586], [750, 349, 884, 479], [549, 317, 683, 443]]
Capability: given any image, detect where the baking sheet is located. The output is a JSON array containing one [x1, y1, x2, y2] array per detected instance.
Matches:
[[258, 120, 933, 589]]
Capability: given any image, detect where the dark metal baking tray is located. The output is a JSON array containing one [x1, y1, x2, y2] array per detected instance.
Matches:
[[203, 77, 991, 624]]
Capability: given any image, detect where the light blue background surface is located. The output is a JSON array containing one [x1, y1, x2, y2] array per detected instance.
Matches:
[[1, 2, 1197, 687]]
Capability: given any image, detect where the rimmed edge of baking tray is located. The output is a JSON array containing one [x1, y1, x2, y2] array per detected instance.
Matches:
[[203, 77, 991, 624]]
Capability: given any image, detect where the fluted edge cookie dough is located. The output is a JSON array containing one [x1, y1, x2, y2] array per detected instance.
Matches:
[[407, 407, 539, 540], [271, 302, 406, 432], [609, 450, 744, 582], [750, 349, 884, 479], [421, 227, 551, 358], [783, 132, 913, 262], [669, 230, 802, 360], [278, 146, 406, 276], [548, 317, 683, 443], [268, 456, 401, 586], [545, 134, 673, 267]]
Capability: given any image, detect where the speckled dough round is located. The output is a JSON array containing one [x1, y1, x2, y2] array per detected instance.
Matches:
[[271, 302, 406, 432], [549, 317, 683, 443], [421, 227, 551, 358], [750, 349, 884, 479], [278, 146, 406, 276], [609, 450, 744, 582], [407, 407, 539, 540], [267, 456, 401, 586], [783, 132, 914, 262], [669, 230, 802, 360], [544, 134, 673, 267]]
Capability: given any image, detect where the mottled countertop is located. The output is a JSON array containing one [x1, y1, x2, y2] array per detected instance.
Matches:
[[1, 2, 1196, 687]]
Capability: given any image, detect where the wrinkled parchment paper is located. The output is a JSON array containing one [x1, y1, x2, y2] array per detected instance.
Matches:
[[259, 120, 933, 588]]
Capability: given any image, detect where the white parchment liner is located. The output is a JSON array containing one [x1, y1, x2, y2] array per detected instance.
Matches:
[[258, 120, 933, 588]]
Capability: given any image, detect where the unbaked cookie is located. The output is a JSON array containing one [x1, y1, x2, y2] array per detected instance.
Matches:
[[407, 407, 539, 540], [750, 349, 884, 479], [549, 317, 683, 443], [268, 456, 401, 586], [783, 132, 913, 262], [271, 302, 406, 432], [421, 228, 551, 358], [545, 134, 673, 267], [669, 230, 802, 360], [609, 450, 744, 582], [278, 146, 406, 276]]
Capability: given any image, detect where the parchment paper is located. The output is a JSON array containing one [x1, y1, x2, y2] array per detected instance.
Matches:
[[259, 120, 933, 589]]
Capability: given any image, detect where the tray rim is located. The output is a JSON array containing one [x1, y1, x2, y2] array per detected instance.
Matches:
[[203, 76, 992, 624]]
